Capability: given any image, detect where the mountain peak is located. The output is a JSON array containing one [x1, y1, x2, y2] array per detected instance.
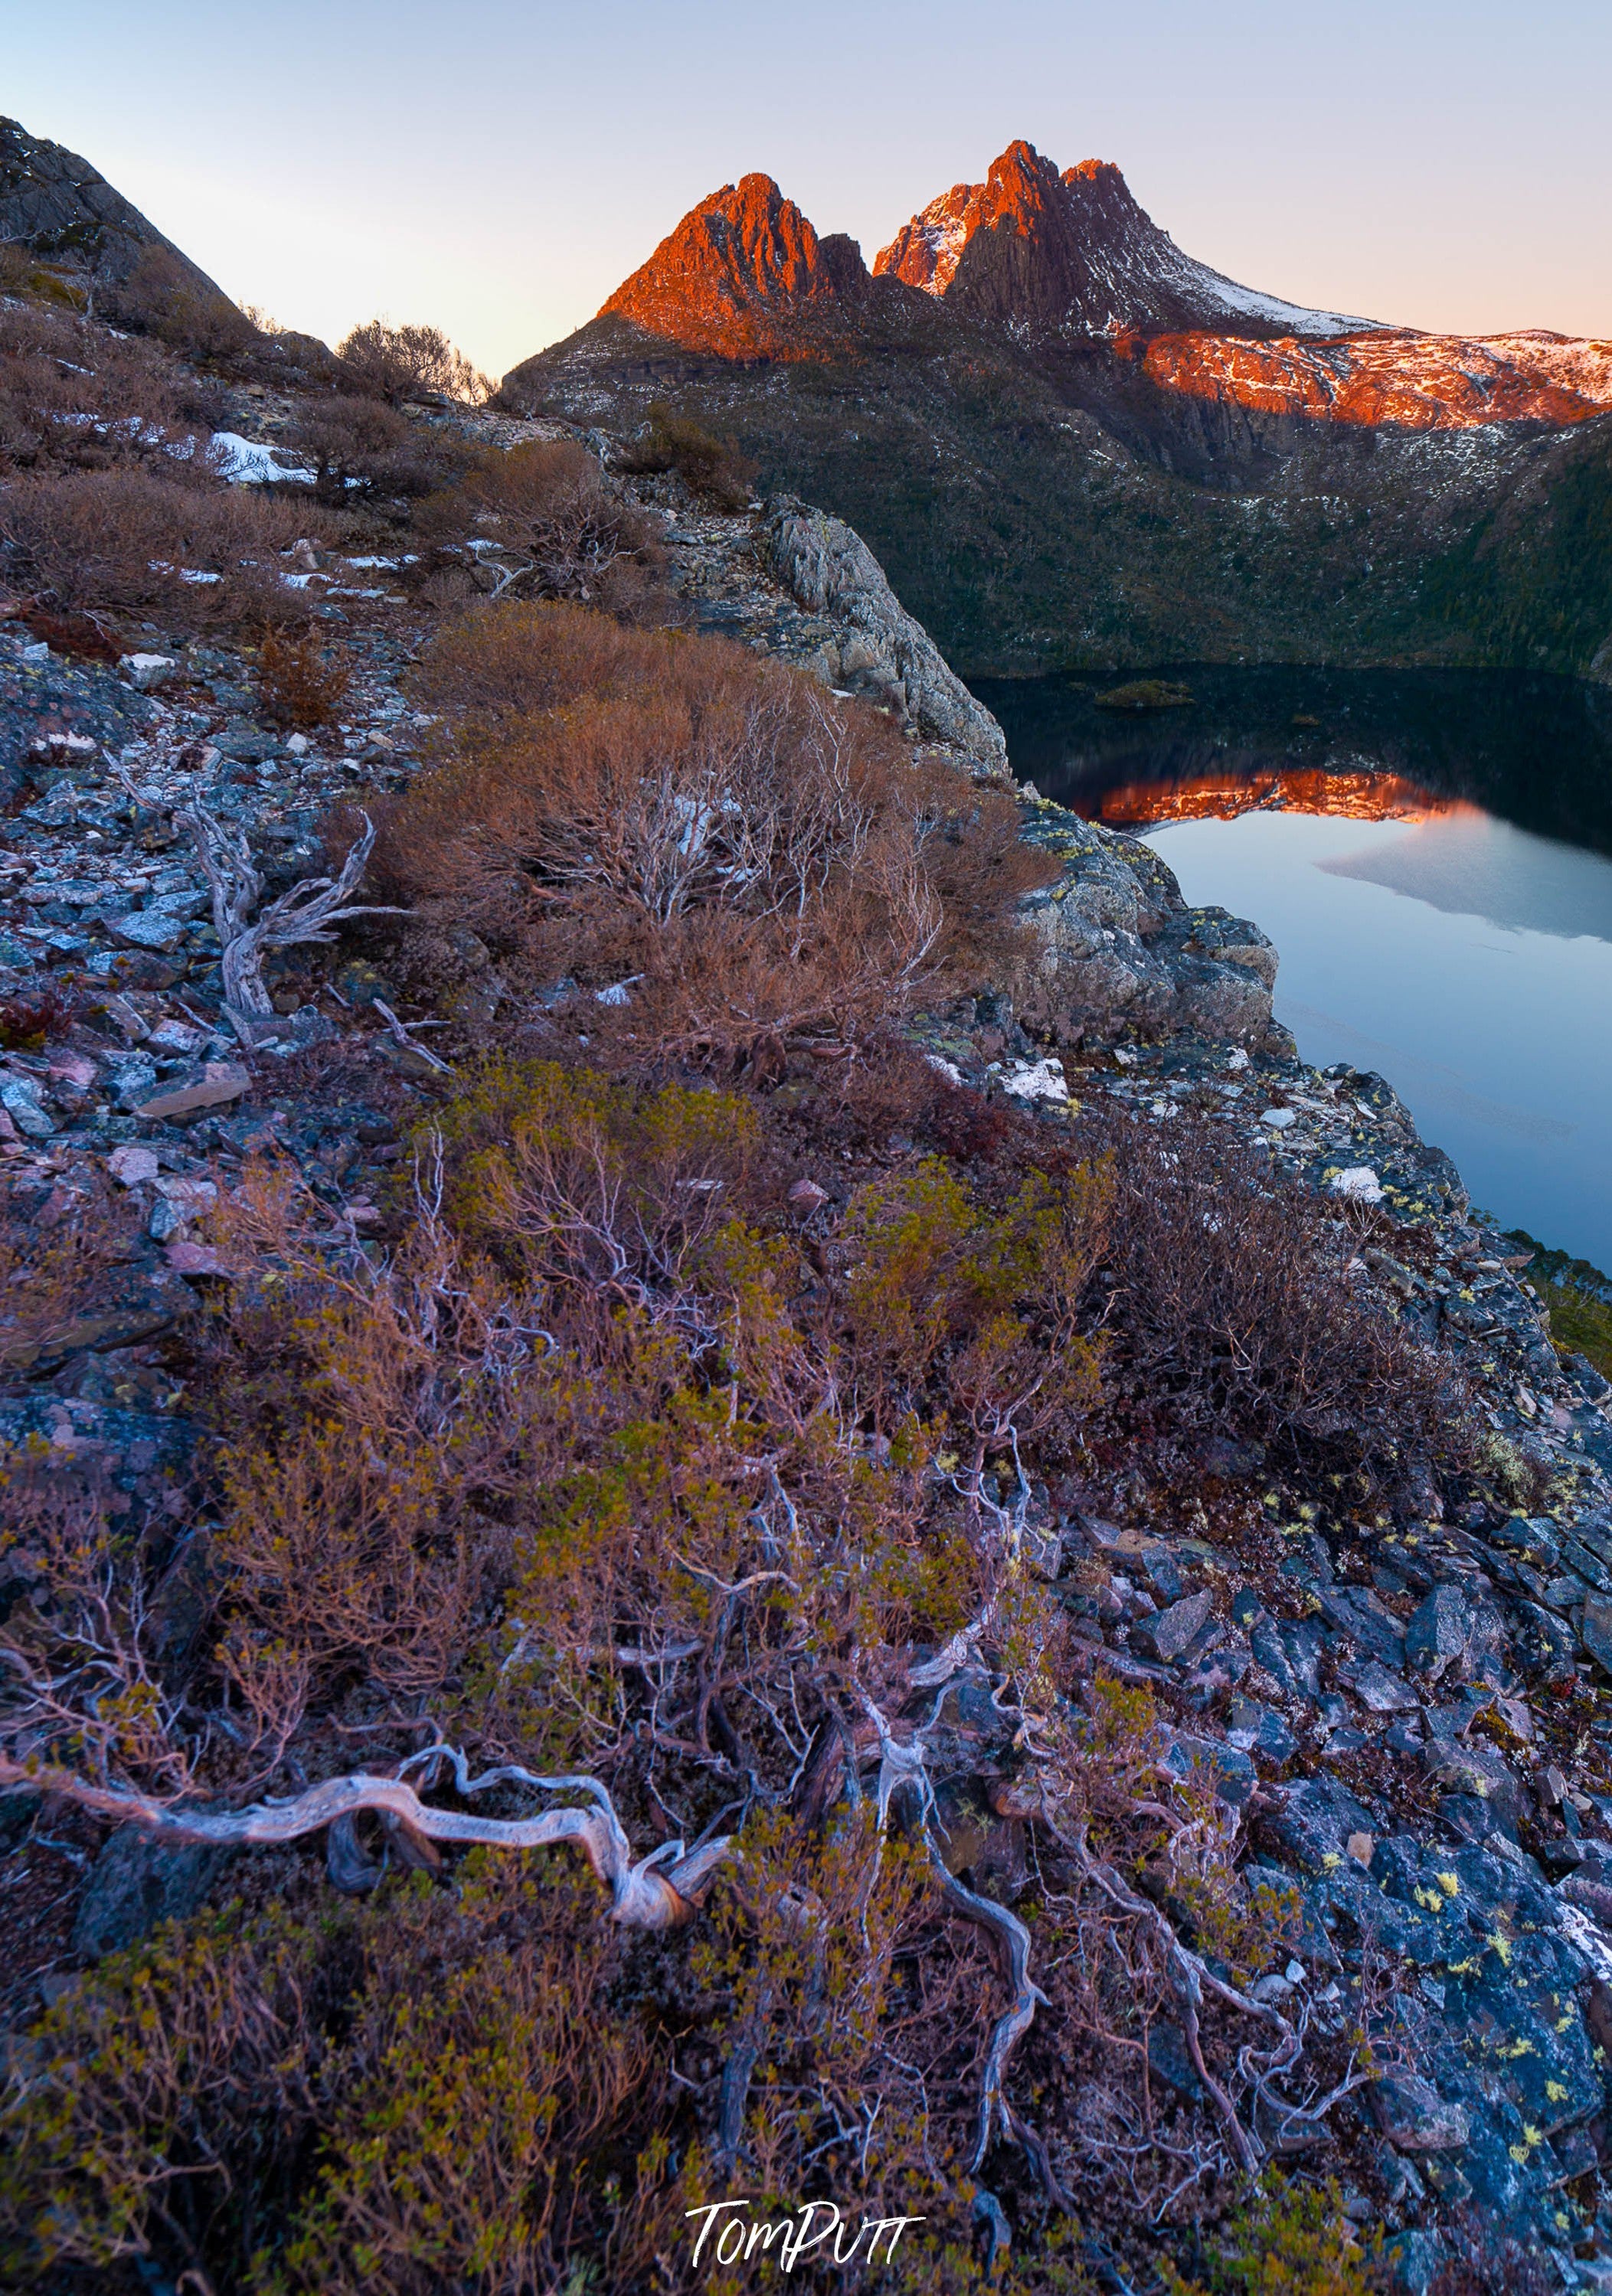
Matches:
[[875, 140, 1375, 341], [598, 173, 866, 357]]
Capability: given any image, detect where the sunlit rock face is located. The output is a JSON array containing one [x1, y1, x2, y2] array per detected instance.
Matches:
[[1138, 328, 1612, 431], [565, 141, 1612, 431], [597, 173, 868, 358]]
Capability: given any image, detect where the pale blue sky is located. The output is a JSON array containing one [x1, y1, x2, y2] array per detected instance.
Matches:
[[8, 0, 1609, 375]]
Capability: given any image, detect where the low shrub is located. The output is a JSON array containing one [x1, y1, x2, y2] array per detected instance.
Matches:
[[372, 612, 1049, 1063], [1164, 2177, 1380, 2295], [106, 246, 260, 365], [285, 395, 452, 505], [0, 984, 77, 1050], [0, 1867, 671, 2296], [0, 1906, 336, 2288], [403, 596, 670, 720], [0, 466, 328, 629], [411, 439, 663, 614], [1074, 1101, 1473, 1484], [0, 302, 213, 477], [257, 628, 352, 728]]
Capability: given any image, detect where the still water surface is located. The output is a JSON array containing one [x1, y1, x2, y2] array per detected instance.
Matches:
[[971, 668, 1612, 1269]]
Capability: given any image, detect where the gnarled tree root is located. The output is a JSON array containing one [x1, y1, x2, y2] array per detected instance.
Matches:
[[0, 1750, 730, 1931]]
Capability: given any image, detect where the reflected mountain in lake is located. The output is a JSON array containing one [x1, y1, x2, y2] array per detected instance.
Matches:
[[972, 666, 1612, 1267], [972, 665, 1612, 858]]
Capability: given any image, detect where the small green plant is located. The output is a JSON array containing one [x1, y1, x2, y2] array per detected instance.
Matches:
[[1164, 2176, 1381, 2296]]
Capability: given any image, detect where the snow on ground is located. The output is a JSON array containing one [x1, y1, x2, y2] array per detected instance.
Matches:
[[211, 433, 316, 485]]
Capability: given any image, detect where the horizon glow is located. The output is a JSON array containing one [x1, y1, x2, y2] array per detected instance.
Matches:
[[7, 0, 1609, 377]]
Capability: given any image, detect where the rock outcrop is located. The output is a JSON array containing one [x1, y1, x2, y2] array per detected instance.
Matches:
[[761, 495, 1009, 773], [1015, 799, 1280, 1048]]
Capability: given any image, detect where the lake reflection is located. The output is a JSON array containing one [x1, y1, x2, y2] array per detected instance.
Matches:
[[972, 668, 1612, 1268]]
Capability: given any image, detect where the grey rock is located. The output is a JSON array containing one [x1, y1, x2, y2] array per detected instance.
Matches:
[[1270, 1775, 1381, 1873], [143, 889, 208, 923], [1381, 2229, 1447, 2294], [1164, 1731, 1258, 1808], [1371, 2071, 1470, 2151], [1225, 1695, 1298, 1760], [1512, 1600, 1578, 1684], [101, 1050, 160, 1109], [1422, 1738, 1520, 1826], [134, 1060, 250, 1119], [118, 652, 178, 692], [1404, 1583, 1500, 1680], [1169, 904, 1279, 991], [0, 1073, 57, 1137], [1136, 1542, 1189, 1604], [110, 910, 188, 953], [1336, 1657, 1421, 1712], [1319, 1585, 1408, 1670], [1251, 1614, 1326, 1700], [1560, 1533, 1612, 1595], [1146, 2021, 1203, 2099], [1169, 954, 1275, 1043], [1132, 1587, 1214, 1662], [763, 495, 1009, 774], [72, 1824, 234, 1958], [0, 114, 233, 296], [1581, 1592, 1612, 1676]]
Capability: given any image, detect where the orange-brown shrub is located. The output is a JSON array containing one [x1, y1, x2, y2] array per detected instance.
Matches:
[[106, 246, 258, 364], [0, 303, 216, 477], [0, 467, 329, 629], [1075, 1099, 1474, 1481], [286, 394, 453, 505], [616, 399, 757, 510], [258, 628, 352, 728], [404, 596, 669, 720], [374, 625, 1045, 1058]]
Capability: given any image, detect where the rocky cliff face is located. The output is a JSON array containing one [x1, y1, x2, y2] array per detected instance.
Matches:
[[597, 172, 870, 358], [0, 116, 230, 302], [1140, 324, 1612, 432]]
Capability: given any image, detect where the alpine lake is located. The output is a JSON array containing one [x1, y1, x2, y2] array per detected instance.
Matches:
[[971, 667, 1612, 1273]]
